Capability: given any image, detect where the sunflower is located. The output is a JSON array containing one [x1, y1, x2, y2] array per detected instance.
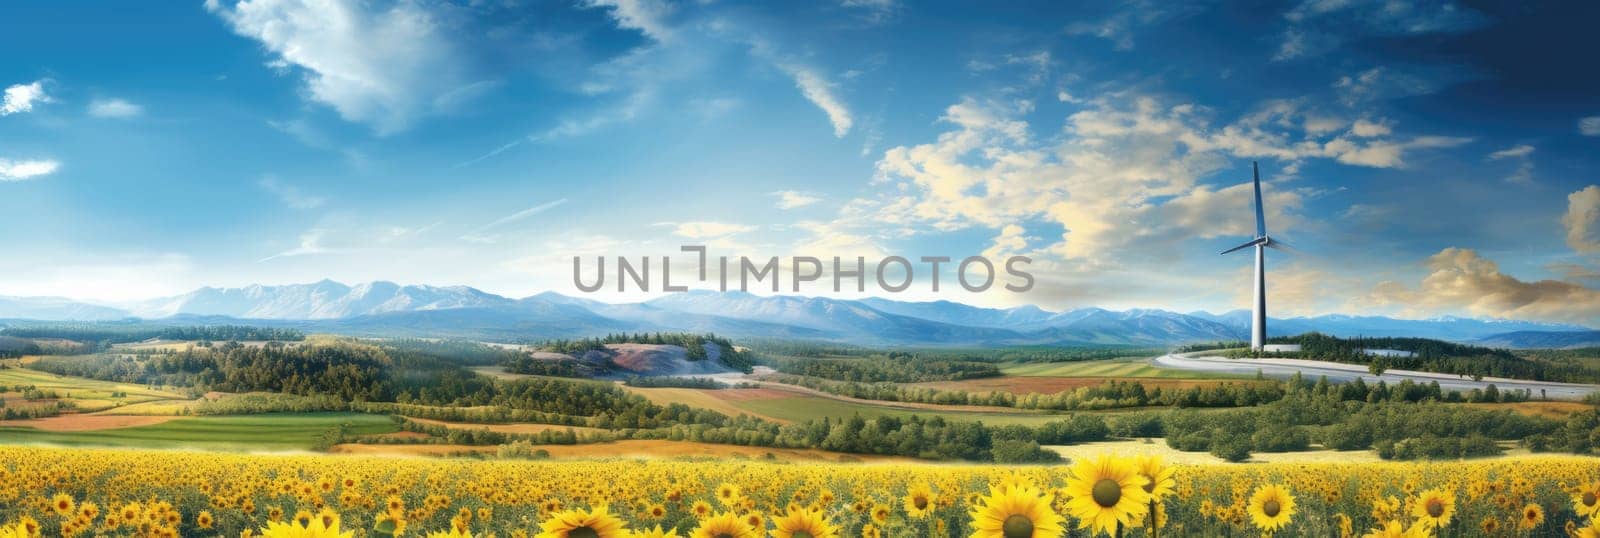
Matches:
[[1575, 482, 1600, 518], [1360, 521, 1426, 538], [426, 530, 472, 538], [771, 507, 838, 538], [969, 484, 1066, 538], [690, 501, 713, 519], [690, 512, 759, 538], [1062, 455, 1150, 536], [1409, 488, 1454, 529], [51, 494, 74, 518], [257, 518, 356, 538], [1134, 456, 1176, 502], [0, 522, 29, 538], [1247, 484, 1296, 534], [905, 484, 937, 519], [1479, 517, 1498, 534], [715, 484, 742, 507], [1519, 503, 1544, 530], [536, 505, 629, 538], [197, 511, 215, 530], [1575, 523, 1600, 538], [630, 526, 683, 538]]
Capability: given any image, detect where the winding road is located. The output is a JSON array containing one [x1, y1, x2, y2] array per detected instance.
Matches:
[[1152, 354, 1600, 400]]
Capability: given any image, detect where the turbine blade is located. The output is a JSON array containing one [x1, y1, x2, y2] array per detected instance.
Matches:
[[1264, 237, 1298, 254], [1220, 237, 1266, 255], [1253, 161, 1266, 238]]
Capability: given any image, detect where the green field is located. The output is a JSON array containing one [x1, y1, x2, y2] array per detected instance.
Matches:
[[731, 395, 1073, 426], [0, 412, 398, 451], [999, 357, 1250, 379], [0, 366, 188, 411]]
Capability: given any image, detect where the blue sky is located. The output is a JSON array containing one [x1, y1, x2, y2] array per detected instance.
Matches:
[[2, 0, 1599, 323]]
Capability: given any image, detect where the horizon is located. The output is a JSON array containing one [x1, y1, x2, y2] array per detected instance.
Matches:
[[4, 277, 1593, 329], [3, 1, 1600, 325]]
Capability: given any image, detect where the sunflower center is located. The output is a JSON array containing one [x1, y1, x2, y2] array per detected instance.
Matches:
[[1263, 500, 1281, 518], [714, 534, 735, 538], [914, 497, 929, 510], [1586, 492, 1597, 507], [1142, 479, 1155, 493], [1091, 479, 1122, 508], [1002, 514, 1035, 538], [1426, 499, 1444, 518], [794, 532, 814, 538], [569, 527, 600, 538]]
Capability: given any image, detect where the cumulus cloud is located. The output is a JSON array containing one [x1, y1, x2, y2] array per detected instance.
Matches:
[[206, 0, 473, 134], [87, 98, 144, 119], [1367, 248, 1600, 324], [871, 93, 1466, 267], [1566, 185, 1600, 254], [1, 80, 49, 115], [0, 158, 60, 181], [771, 190, 822, 209]]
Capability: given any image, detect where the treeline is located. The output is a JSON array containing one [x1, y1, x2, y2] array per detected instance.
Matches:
[[31, 341, 392, 401], [1, 324, 303, 345], [501, 356, 587, 378], [1235, 333, 1591, 382], [749, 340, 1157, 364], [622, 377, 751, 389], [1158, 376, 1546, 461], [762, 373, 1287, 411], [382, 339, 521, 366], [769, 357, 1001, 383]]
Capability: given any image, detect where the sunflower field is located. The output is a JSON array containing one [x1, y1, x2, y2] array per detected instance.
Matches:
[[1, 446, 1599, 538]]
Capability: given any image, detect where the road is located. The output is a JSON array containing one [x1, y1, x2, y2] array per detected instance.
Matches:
[[1151, 354, 1600, 400]]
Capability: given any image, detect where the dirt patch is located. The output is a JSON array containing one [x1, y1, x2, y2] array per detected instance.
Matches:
[[2, 414, 177, 432], [914, 376, 1232, 395]]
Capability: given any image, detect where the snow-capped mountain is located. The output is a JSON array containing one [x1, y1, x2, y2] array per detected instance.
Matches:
[[130, 280, 512, 319], [1, 281, 1594, 347]]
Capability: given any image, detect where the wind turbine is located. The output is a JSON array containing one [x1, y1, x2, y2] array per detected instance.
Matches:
[[1220, 162, 1288, 351]]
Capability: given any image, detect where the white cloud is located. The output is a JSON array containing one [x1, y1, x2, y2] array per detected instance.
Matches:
[[662, 221, 756, 239], [840, 0, 898, 23], [1367, 248, 1600, 325], [1580, 116, 1600, 137], [1487, 144, 1536, 184], [0, 158, 60, 181], [1, 80, 49, 115], [87, 98, 144, 119], [1566, 185, 1600, 254], [206, 0, 472, 135], [257, 176, 326, 209], [1488, 144, 1534, 160], [582, 0, 674, 41], [1349, 118, 1390, 137], [771, 190, 823, 209], [779, 63, 853, 137]]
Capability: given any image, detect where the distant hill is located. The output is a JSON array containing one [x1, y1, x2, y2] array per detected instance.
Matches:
[[1475, 330, 1600, 349], [0, 281, 1594, 347]]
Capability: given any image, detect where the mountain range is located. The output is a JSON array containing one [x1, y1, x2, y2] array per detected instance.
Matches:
[[0, 280, 1593, 347]]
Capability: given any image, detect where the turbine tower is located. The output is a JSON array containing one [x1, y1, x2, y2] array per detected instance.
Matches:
[[1220, 162, 1286, 351]]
